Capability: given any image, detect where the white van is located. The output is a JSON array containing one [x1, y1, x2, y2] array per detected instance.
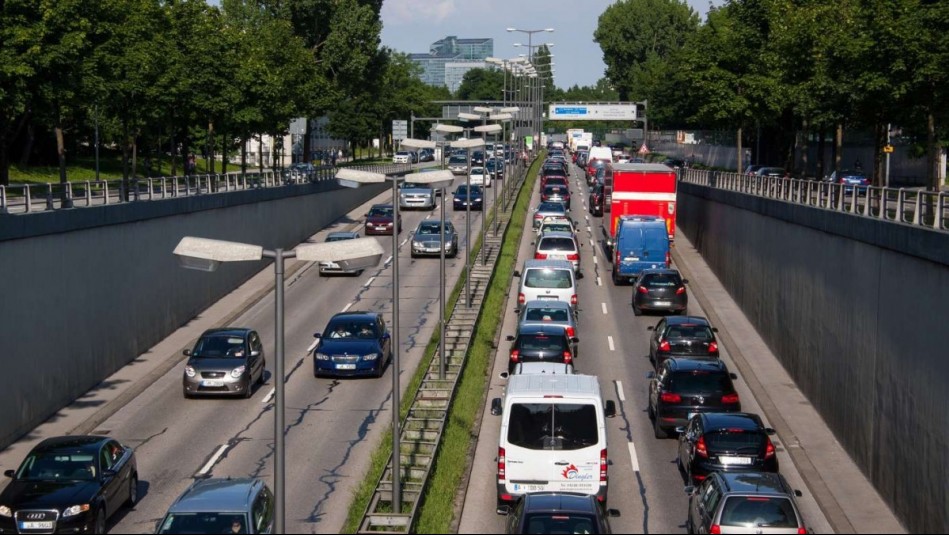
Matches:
[[490, 374, 616, 511], [587, 146, 613, 163], [515, 260, 577, 313]]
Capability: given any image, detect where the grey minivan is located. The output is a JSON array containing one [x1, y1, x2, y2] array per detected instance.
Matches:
[[156, 478, 274, 534]]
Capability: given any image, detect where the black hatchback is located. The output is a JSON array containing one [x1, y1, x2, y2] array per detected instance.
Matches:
[[632, 269, 689, 315], [502, 492, 619, 534], [676, 412, 778, 485], [647, 358, 740, 439], [647, 316, 719, 371], [505, 324, 578, 374]]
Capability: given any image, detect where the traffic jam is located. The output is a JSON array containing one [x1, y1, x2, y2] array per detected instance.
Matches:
[[485, 137, 811, 534]]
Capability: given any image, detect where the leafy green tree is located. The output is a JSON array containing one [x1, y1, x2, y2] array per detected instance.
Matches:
[[456, 68, 504, 101], [0, 0, 37, 186]]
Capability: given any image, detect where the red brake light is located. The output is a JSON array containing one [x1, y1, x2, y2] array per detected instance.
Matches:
[[563, 350, 573, 364], [566, 253, 579, 261], [660, 392, 681, 403], [509, 349, 519, 363], [534, 253, 548, 260], [638, 286, 649, 294], [798, 528, 807, 534], [600, 449, 608, 482], [570, 294, 578, 306], [565, 326, 575, 338], [710, 525, 721, 535], [708, 341, 719, 354], [765, 437, 776, 459], [665, 251, 671, 266], [518, 293, 525, 305], [498, 447, 506, 481], [676, 286, 686, 295], [722, 393, 740, 404], [659, 340, 671, 352], [696, 436, 708, 457]]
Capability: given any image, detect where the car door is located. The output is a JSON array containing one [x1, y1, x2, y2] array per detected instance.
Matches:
[[679, 417, 700, 471], [698, 478, 723, 532], [650, 319, 667, 360], [251, 488, 274, 533], [98, 445, 123, 514], [377, 317, 390, 358]]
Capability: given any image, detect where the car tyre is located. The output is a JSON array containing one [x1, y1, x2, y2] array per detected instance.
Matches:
[[94, 507, 106, 534], [182, 386, 192, 399], [633, 304, 641, 316], [654, 413, 668, 439], [244, 379, 254, 399], [257, 361, 267, 386], [126, 474, 138, 507]]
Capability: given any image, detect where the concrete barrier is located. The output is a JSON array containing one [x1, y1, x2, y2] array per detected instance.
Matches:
[[676, 182, 948, 533], [0, 181, 386, 450]]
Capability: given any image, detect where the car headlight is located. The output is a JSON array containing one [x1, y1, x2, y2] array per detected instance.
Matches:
[[413, 241, 424, 248], [231, 366, 246, 378], [0, 505, 12, 517], [62, 504, 90, 518], [362, 353, 379, 361], [386, 222, 393, 226], [185, 366, 196, 378], [315, 352, 329, 361]]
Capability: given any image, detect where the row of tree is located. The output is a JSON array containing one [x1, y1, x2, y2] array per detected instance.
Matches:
[[0, 0, 446, 187], [593, 0, 949, 187]]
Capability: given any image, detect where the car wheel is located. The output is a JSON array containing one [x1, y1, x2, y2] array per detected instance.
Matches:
[[126, 474, 139, 507], [411, 251, 418, 259], [182, 386, 192, 399], [633, 304, 641, 316], [654, 413, 668, 439], [94, 507, 106, 534], [244, 379, 254, 399], [257, 361, 267, 385], [612, 269, 621, 286]]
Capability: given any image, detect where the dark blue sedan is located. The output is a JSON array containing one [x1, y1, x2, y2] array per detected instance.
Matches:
[[313, 312, 391, 378], [829, 169, 870, 193], [453, 184, 484, 211]]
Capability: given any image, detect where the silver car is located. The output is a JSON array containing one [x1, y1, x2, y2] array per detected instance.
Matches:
[[448, 155, 469, 175], [534, 231, 581, 274], [515, 260, 578, 314], [516, 299, 579, 358], [182, 329, 266, 398], [411, 220, 458, 258], [399, 181, 435, 210], [319, 231, 364, 275], [531, 201, 569, 230], [156, 478, 274, 534], [686, 471, 808, 535]]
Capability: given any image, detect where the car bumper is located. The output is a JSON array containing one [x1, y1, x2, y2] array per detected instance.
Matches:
[[496, 482, 608, 508], [365, 225, 395, 235], [688, 458, 778, 482], [657, 405, 742, 431], [314, 361, 382, 377], [320, 265, 361, 275], [0, 511, 96, 534], [399, 199, 434, 209], [412, 243, 455, 256], [454, 202, 483, 210], [184, 375, 251, 396], [634, 296, 687, 312]]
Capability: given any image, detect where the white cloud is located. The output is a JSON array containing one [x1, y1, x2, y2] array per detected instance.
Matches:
[[384, 0, 457, 25]]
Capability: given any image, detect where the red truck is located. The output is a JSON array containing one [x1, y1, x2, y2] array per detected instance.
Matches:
[[601, 163, 678, 251]]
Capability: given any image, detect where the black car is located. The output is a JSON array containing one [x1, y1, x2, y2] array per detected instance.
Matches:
[[485, 158, 505, 179], [647, 316, 719, 371], [677, 412, 778, 485], [541, 184, 571, 209], [313, 312, 392, 378], [501, 492, 618, 534], [589, 181, 604, 217], [632, 268, 689, 316], [183, 328, 267, 398], [647, 358, 740, 439], [0, 436, 138, 534], [453, 184, 484, 211], [505, 324, 578, 375]]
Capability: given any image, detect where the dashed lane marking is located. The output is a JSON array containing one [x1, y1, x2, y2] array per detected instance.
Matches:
[[617, 380, 626, 402], [197, 444, 230, 476], [608, 336, 615, 351], [602, 303, 608, 315], [341, 302, 354, 313], [628, 442, 641, 472], [364, 276, 376, 288], [262, 388, 275, 404], [597, 276, 602, 286]]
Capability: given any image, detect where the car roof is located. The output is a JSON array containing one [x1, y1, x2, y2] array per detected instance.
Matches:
[[667, 358, 728, 372], [522, 299, 572, 310], [518, 323, 569, 336], [538, 231, 576, 241], [700, 412, 764, 430], [202, 328, 251, 337], [329, 311, 381, 321], [35, 435, 109, 452], [665, 316, 711, 326], [716, 471, 793, 496], [369, 203, 393, 209], [521, 492, 599, 513], [523, 259, 575, 270], [169, 478, 261, 513]]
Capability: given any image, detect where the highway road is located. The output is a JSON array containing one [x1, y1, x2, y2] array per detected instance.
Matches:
[[458, 160, 835, 533]]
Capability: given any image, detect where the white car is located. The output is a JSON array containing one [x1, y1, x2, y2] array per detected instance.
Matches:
[[393, 151, 412, 164], [469, 166, 492, 188]]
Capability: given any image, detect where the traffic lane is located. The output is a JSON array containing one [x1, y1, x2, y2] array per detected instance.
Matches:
[[106, 176, 494, 532]]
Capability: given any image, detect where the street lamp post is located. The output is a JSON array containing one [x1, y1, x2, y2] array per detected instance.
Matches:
[[475, 122, 504, 243], [450, 136, 484, 308], [507, 27, 554, 62], [173, 235, 384, 534], [334, 166, 451, 513]]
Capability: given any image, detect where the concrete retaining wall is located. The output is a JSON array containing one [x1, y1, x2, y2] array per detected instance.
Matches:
[[677, 182, 948, 533], [0, 181, 386, 449]]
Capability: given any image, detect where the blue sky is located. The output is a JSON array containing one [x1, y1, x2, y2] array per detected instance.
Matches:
[[380, 0, 717, 89]]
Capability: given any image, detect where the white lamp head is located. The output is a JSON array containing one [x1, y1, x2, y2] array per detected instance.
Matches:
[[295, 237, 384, 270], [174, 237, 264, 272]]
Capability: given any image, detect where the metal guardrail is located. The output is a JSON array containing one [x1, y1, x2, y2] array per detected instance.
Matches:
[[0, 163, 417, 216], [681, 169, 949, 232]]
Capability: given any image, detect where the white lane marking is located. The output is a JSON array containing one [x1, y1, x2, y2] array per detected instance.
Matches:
[[306, 340, 319, 353], [596, 276, 602, 286], [585, 214, 590, 221], [602, 303, 608, 315], [400, 238, 409, 247], [198, 444, 230, 475], [364, 276, 376, 288], [262, 388, 275, 404], [628, 442, 641, 472], [608, 336, 615, 351], [425, 213, 431, 219], [385, 255, 393, 265], [341, 302, 354, 313], [593, 256, 598, 265], [617, 380, 626, 402], [586, 226, 592, 233], [589, 239, 595, 247]]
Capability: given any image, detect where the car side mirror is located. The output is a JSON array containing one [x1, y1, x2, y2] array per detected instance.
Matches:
[[682, 279, 689, 285], [607, 508, 621, 518], [506, 335, 515, 342], [646, 371, 656, 379], [604, 400, 616, 418], [712, 327, 719, 332], [490, 398, 503, 416], [182, 349, 192, 357], [3, 469, 14, 479], [765, 427, 776, 435], [497, 504, 512, 516], [684, 485, 695, 495], [513, 270, 521, 278], [383, 332, 391, 340], [730, 373, 738, 380], [646, 326, 654, 331], [675, 426, 686, 434], [794, 490, 803, 497], [102, 469, 117, 479], [570, 337, 580, 345], [313, 333, 322, 339], [250, 350, 261, 358]]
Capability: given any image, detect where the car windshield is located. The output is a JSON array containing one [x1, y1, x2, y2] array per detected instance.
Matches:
[[158, 513, 249, 534], [16, 451, 97, 481], [456, 185, 482, 195], [539, 237, 577, 252], [471, 167, 485, 174], [192, 335, 246, 358], [524, 307, 571, 322], [368, 206, 393, 218], [327, 235, 355, 242], [525, 268, 573, 289], [507, 403, 598, 450], [542, 223, 573, 233], [706, 430, 766, 453], [665, 325, 714, 340], [642, 274, 681, 287], [417, 223, 449, 236], [402, 182, 428, 190], [720, 496, 797, 528], [325, 320, 377, 339], [449, 156, 467, 164], [537, 202, 566, 213], [523, 513, 600, 534], [670, 371, 732, 394]]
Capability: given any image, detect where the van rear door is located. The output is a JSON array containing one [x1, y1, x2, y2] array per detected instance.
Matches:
[[643, 227, 670, 268]]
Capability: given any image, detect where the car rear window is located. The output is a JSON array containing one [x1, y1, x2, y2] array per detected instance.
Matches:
[[665, 325, 714, 340], [523, 513, 600, 534], [541, 223, 573, 234], [543, 186, 567, 195], [720, 496, 798, 528], [705, 430, 766, 453], [537, 202, 566, 213], [507, 403, 598, 450], [518, 333, 567, 352], [524, 268, 573, 289], [642, 274, 681, 287], [524, 307, 571, 322], [539, 237, 577, 252], [670, 371, 732, 394]]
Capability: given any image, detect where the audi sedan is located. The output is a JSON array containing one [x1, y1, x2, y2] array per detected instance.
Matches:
[[313, 312, 392, 378], [0, 436, 138, 535], [411, 219, 458, 258], [183, 328, 267, 398]]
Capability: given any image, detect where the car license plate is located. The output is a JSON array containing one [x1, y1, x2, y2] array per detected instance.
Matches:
[[625, 257, 640, 262], [550, 255, 566, 260], [20, 522, 54, 530], [654, 301, 671, 307], [201, 380, 223, 387], [514, 483, 547, 492], [336, 364, 357, 370], [720, 456, 753, 465], [539, 295, 557, 300]]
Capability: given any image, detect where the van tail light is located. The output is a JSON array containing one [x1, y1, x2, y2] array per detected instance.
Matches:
[[534, 253, 548, 260], [638, 286, 649, 294], [665, 251, 671, 266], [765, 437, 776, 459], [566, 253, 579, 261], [570, 294, 578, 306], [659, 340, 671, 353], [660, 392, 681, 403], [599, 449, 608, 482], [509, 350, 520, 363], [710, 525, 721, 535], [696, 436, 708, 458], [498, 447, 506, 481], [518, 293, 525, 305], [565, 326, 575, 338], [722, 393, 740, 404], [708, 341, 719, 355], [676, 286, 686, 295], [563, 351, 573, 364]]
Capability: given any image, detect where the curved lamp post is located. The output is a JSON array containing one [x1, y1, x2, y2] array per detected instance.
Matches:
[[173, 235, 384, 534], [474, 123, 503, 251], [334, 166, 451, 513]]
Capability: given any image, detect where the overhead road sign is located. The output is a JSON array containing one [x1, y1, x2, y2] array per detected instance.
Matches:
[[548, 102, 638, 121], [392, 120, 408, 141]]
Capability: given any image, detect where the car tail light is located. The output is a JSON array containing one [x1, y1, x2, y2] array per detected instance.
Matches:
[[563, 351, 573, 364], [708, 341, 719, 354], [765, 437, 776, 459], [710, 525, 721, 535], [660, 392, 681, 403], [534, 253, 548, 260], [566, 253, 579, 261], [638, 286, 649, 294], [722, 393, 740, 404], [676, 286, 686, 295], [797, 528, 807, 534], [659, 340, 671, 352], [518, 293, 525, 305], [600, 449, 608, 482], [509, 350, 519, 363], [570, 294, 578, 306], [696, 436, 708, 458], [665, 251, 671, 266], [565, 326, 575, 338], [498, 447, 506, 481]]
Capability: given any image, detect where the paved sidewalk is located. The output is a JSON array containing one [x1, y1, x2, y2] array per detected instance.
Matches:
[[672, 231, 906, 534]]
